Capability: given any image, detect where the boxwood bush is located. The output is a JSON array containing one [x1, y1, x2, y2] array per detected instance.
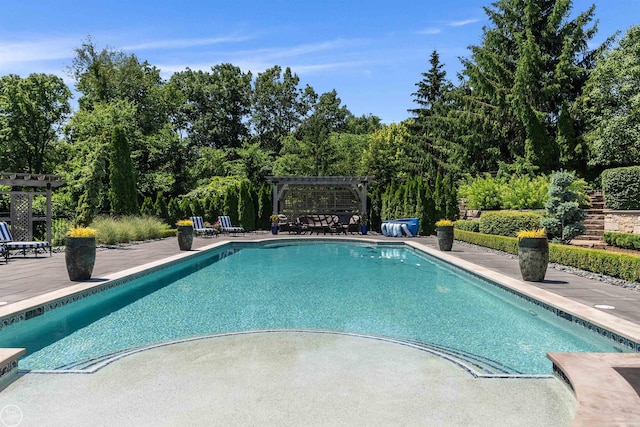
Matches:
[[454, 229, 640, 283], [602, 166, 640, 209], [604, 231, 640, 250], [478, 211, 542, 237], [454, 219, 480, 232]]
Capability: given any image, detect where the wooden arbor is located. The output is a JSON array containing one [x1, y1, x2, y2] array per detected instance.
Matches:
[[0, 172, 65, 243], [266, 176, 375, 218]]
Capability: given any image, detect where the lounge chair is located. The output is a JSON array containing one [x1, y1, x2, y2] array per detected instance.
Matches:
[[218, 216, 245, 235], [190, 216, 217, 237], [0, 221, 51, 258]]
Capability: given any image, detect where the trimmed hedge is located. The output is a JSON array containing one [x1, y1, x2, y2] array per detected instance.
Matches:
[[479, 211, 542, 237], [602, 166, 640, 209], [604, 231, 640, 250], [454, 229, 518, 254], [454, 219, 480, 233], [454, 229, 640, 283]]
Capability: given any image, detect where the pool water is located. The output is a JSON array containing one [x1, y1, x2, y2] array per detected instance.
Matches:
[[0, 242, 630, 374]]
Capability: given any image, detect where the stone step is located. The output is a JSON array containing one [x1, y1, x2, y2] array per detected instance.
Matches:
[[584, 214, 604, 220], [574, 234, 604, 241]]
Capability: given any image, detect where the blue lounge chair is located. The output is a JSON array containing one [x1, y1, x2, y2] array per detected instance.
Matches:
[[217, 216, 245, 235], [190, 216, 216, 237], [0, 221, 51, 258]]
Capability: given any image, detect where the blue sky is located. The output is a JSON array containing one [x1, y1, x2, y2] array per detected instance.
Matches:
[[1, 0, 638, 124]]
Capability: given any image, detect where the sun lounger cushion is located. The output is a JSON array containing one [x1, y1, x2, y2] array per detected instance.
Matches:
[[218, 216, 245, 233], [190, 216, 216, 235], [0, 221, 51, 256]]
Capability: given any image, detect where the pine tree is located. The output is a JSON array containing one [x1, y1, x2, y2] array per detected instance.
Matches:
[[407, 50, 459, 178], [455, 0, 601, 174]]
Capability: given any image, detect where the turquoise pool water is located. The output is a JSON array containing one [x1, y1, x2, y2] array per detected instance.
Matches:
[[0, 241, 630, 374]]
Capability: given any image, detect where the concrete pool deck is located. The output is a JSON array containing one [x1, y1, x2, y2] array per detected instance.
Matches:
[[0, 232, 639, 425]]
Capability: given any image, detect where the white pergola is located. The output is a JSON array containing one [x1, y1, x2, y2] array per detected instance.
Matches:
[[0, 172, 65, 242], [266, 176, 374, 218]]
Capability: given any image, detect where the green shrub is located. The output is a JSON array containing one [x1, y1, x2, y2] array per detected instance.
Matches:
[[90, 215, 171, 245], [501, 175, 549, 210], [602, 166, 640, 209], [454, 220, 480, 232], [604, 231, 640, 250], [540, 171, 586, 243], [454, 229, 518, 254], [459, 173, 550, 211], [52, 218, 72, 246], [479, 211, 542, 237], [458, 174, 502, 210], [454, 229, 640, 282], [162, 228, 178, 238]]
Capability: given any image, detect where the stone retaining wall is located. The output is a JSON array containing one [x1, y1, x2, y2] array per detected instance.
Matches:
[[604, 210, 640, 234]]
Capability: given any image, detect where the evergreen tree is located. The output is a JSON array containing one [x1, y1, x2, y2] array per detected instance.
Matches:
[[238, 181, 256, 231], [205, 196, 220, 224], [540, 171, 586, 243], [153, 192, 168, 222], [407, 50, 459, 178], [108, 125, 138, 215], [224, 186, 240, 224], [140, 196, 154, 216], [257, 183, 273, 230], [455, 0, 602, 174], [434, 171, 445, 219], [167, 198, 181, 226]]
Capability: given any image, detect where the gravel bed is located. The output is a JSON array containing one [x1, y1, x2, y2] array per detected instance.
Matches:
[[454, 240, 640, 292]]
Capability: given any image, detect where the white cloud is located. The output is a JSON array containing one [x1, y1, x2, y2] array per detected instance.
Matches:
[[417, 28, 442, 35], [122, 35, 253, 51], [0, 37, 78, 65], [449, 19, 480, 27]]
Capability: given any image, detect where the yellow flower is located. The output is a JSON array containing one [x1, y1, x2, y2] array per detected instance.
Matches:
[[67, 227, 98, 238], [176, 219, 194, 227], [435, 219, 454, 227], [516, 228, 547, 238]]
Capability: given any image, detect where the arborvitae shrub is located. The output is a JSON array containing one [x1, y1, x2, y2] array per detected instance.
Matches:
[[479, 211, 542, 237], [602, 166, 640, 210]]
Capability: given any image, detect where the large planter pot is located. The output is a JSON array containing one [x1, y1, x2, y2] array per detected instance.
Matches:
[[361, 225, 368, 235], [177, 226, 194, 251], [437, 226, 454, 251], [518, 237, 549, 282], [65, 237, 96, 281], [271, 224, 279, 235]]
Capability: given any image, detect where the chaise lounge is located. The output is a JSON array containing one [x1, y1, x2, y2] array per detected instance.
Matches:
[[218, 215, 245, 235], [0, 221, 51, 259], [190, 216, 217, 237]]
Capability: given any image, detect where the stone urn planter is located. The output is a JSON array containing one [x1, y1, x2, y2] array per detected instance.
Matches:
[[177, 222, 194, 251], [436, 220, 454, 251], [517, 237, 549, 282], [65, 234, 97, 281]]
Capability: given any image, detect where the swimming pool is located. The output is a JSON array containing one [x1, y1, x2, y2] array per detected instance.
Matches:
[[0, 241, 633, 374]]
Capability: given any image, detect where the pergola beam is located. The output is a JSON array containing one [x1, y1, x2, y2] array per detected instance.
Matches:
[[266, 176, 375, 217]]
